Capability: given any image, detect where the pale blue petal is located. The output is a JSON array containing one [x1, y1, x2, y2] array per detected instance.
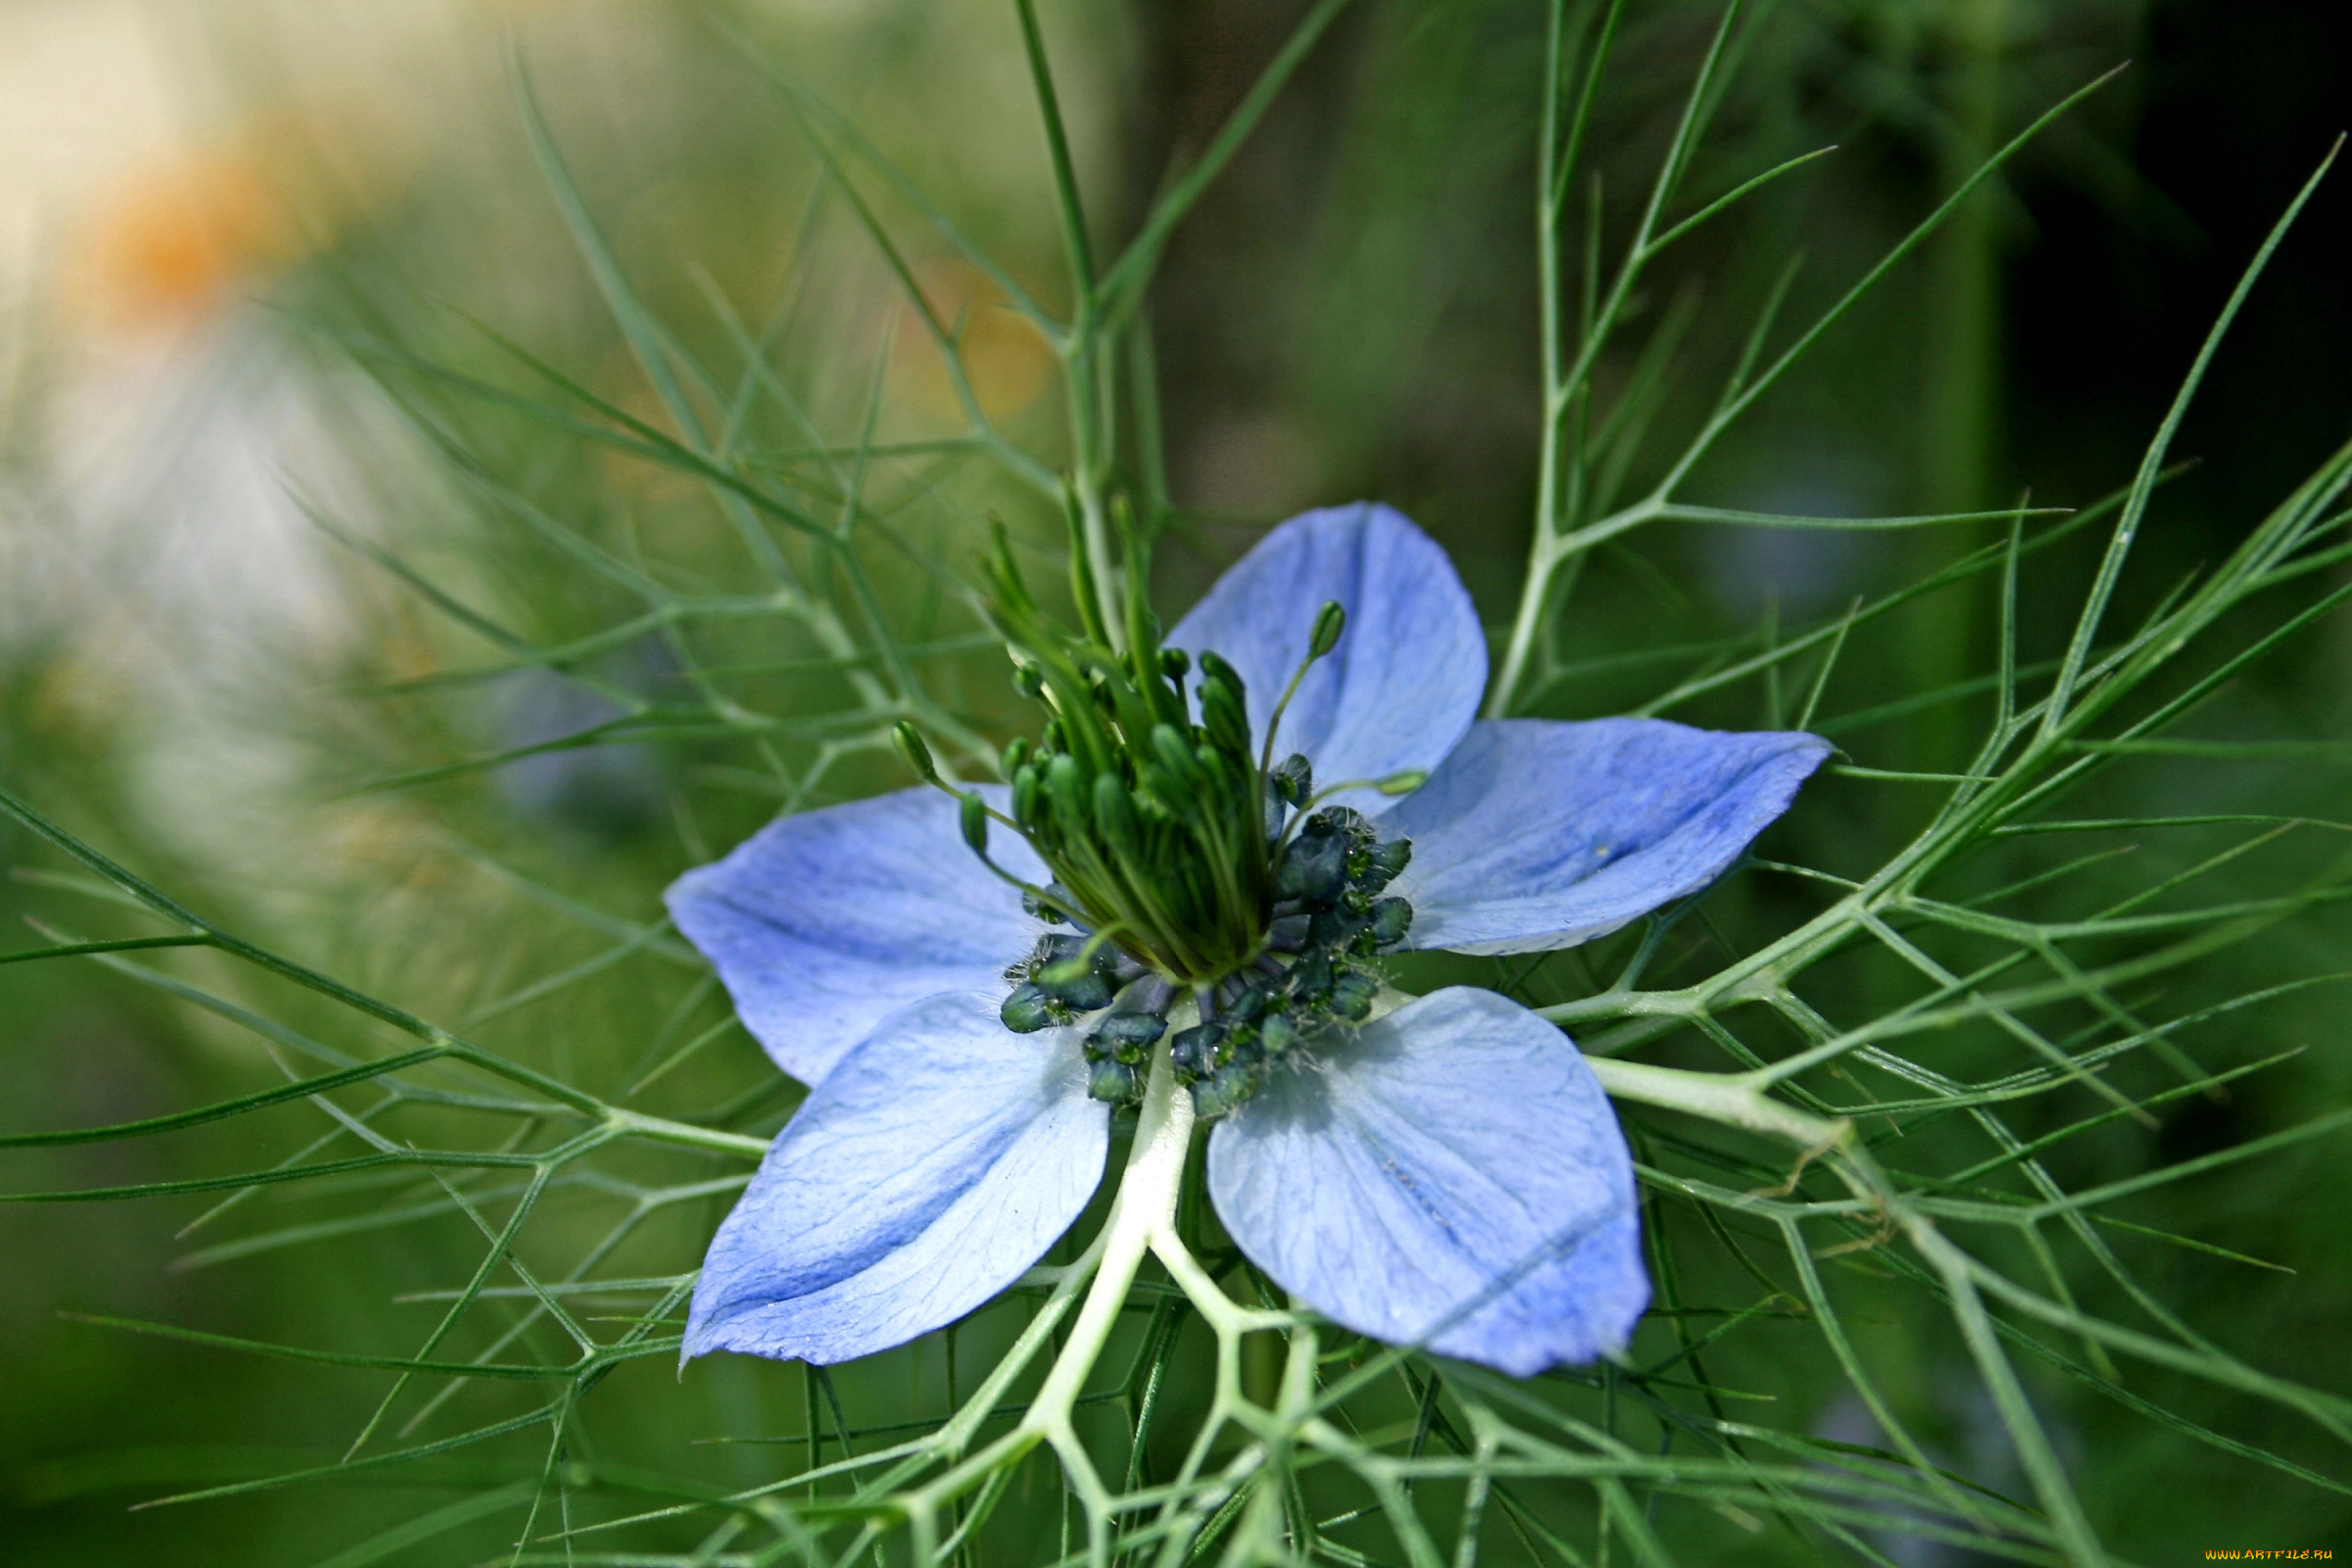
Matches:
[[685, 992, 1108, 1366], [666, 786, 1047, 1086], [1168, 504, 1485, 813], [1207, 988, 1644, 1376], [1388, 718, 1832, 956]]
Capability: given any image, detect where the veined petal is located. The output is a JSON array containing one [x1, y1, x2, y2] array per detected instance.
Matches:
[[1207, 988, 1644, 1376], [666, 785, 1046, 1085], [684, 992, 1108, 1366], [1389, 718, 1831, 956], [1169, 504, 1485, 813]]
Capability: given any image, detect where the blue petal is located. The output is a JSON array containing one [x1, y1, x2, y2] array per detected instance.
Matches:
[[666, 786, 1047, 1086], [685, 992, 1108, 1365], [1168, 504, 1485, 813], [1387, 718, 1831, 956], [1207, 988, 1644, 1376]]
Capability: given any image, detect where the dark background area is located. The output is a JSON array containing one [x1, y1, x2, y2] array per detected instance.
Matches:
[[1137, 0, 2352, 618]]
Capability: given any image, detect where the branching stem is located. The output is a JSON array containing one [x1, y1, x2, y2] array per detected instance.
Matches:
[[1585, 1056, 1848, 1152]]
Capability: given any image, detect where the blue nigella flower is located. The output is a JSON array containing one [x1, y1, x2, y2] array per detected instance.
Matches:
[[668, 504, 1829, 1377]]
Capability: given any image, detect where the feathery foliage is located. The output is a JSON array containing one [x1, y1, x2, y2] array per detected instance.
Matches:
[[5, 2, 2350, 1563]]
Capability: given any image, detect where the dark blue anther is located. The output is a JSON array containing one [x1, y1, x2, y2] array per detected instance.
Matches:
[[1361, 836, 1412, 891], [1091, 1010, 1167, 1064], [1220, 981, 1267, 1026], [1277, 819, 1348, 905], [1088, 1059, 1140, 1103], [1170, 1022, 1219, 1079], [1191, 1059, 1259, 1118], [1126, 975, 1177, 1015], [1307, 905, 1372, 953], [1038, 969, 1112, 1011], [1289, 949, 1335, 1003], [1037, 934, 1088, 965], [1370, 896, 1414, 947], [1001, 983, 1056, 1033], [1330, 970, 1378, 1021], [1032, 933, 1115, 1010]]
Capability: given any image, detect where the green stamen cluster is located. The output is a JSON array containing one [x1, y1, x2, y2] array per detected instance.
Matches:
[[976, 526, 1274, 986], [893, 516, 1424, 1117]]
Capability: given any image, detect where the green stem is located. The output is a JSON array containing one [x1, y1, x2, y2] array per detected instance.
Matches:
[[1585, 1055, 1848, 1151], [902, 1040, 1203, 1560], [1023, 1042, 1196, 1444], [603, 1107, 772, 1159]]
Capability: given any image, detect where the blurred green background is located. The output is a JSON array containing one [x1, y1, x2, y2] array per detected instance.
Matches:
[[3, 0, 2349, 1562]]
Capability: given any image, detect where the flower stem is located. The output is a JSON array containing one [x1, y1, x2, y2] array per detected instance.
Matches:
[[1584, 1055, 1848, 1152], [900, 1038, 1304, 1566], [601, 1107, 772, 1159], [1022, 1040, 1195, 1443]]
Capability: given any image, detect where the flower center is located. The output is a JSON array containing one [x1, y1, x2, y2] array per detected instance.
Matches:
[[896, 522, 1419, 1116], [1001, 782, 1415, 1114]]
